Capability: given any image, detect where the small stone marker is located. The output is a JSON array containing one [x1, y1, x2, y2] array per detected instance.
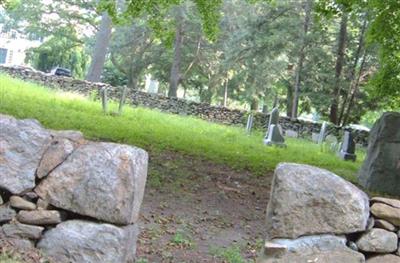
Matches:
[[318, 121, 327, 145], [338, 131, 357, 161], [312, 132, 319, 143], [285, 130, 299, 138], [264, 108, 286, 147], [246, 114, 254, 134]]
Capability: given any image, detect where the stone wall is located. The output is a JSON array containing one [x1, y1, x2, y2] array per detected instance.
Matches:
[[259, 163, 400, 263], [0, 114, 148, 263], [0, 65, 370, 146]]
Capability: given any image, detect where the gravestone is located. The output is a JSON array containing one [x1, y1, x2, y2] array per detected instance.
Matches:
[[318, 121, 328, 145], [264, 108, 286, 147], [338, 131, 357, 161], [358, 112, 400, 196], [312, 132, 320, 143], [246, 114, 254, 134], [285, 130, 299, 138]]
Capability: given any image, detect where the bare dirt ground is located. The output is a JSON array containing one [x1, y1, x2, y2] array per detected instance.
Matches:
[[136, 151, 273, 262], [0, 150, 272, 263]]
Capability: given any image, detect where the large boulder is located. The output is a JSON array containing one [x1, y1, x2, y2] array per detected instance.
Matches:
[[0, 115, 51, 194], [358, 112, 400, 196], [258, 234, 365, 263], [37, 220, 138, 263], [266, 163, 369, 239], [35, 142, 148, 225]]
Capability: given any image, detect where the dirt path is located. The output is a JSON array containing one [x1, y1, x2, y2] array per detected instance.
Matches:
[[136, 151, 273, 262]]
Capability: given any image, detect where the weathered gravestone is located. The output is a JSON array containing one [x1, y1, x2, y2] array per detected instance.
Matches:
[[339, 131, 357, 161], [358, 112, 400, 196], [285, 130, 299, 138], [264, 108, 286, 147], [318, 121, 328, 145], [246, 114, 254, 134]]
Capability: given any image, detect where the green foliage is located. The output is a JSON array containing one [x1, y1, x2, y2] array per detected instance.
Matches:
[[170, 231, 193, 248], [211, 245, 247, 263], [0, 0, 20, 10], [0, 75, 363, 181], [26, 30, 89, 78], [317, 0, 400, 109]]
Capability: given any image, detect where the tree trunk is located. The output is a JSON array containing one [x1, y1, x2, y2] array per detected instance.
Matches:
[[338, 14, 368, 125], [250, 98, 258, 111], [342, 49, 367, 126], [223, 77, 228, 107], [85, 12, 112, 82], [168, 7, 184, 97], [291, 0, 312, 119], [286, 82, 293, 117], [329, 11, 348, 125]]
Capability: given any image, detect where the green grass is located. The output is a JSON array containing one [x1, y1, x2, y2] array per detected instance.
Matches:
[[0, 74, 364, 181]]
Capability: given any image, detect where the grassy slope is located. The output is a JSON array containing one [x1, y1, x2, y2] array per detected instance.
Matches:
[[0, 74, 363, 181]]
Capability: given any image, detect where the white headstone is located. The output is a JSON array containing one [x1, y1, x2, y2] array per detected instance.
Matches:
[[318, 122, 328, 145]]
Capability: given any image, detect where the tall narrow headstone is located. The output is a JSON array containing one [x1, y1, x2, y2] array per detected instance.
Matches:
[[246, 114, 254, 134], [318, 122, 328, 145], [358, 112, 400, 196], [338, 131, 357, 161], [264, 108, 286, 147]]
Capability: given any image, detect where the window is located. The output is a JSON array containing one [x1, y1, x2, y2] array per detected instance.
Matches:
[[0, 48, 7, 64]]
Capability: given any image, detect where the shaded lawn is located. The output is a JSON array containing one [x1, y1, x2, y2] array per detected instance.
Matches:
[[0, 74, 364, 181]]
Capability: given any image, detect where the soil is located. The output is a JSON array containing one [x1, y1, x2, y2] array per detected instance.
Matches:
[[136, 150, 273, 262], [0, 150, 273, 263]]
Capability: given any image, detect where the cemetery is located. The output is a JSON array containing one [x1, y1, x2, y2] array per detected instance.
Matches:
[[0, 1, 399, 262]]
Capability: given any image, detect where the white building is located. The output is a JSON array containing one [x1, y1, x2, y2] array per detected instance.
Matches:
[[0, 26, 42, 66]]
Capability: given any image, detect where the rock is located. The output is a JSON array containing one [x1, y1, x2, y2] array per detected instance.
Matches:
[[17, 210, 64, 225], [371, 202, 400, 226], [259, 234, 365, 263], [371, 197, 400, 209], [356, 228, 398, 253], [23, 191, 38, 201], [347, 241, 358, 251], [374, 219, 397, 232], [397, 246, 400, 256], [358, 112, 400, 196], [0, 195, 3, 205], [36, 137, 75, 179], [0, 115, 51, 194], [2, 222, 44, 239], [10, 196, 36, 210], [36, 198, 50, 210], [0, 236, 35, 250], [366, 254, 400, 263], [366, 217, 375, 230], [37, 220, 138, 263], [50, 130, 85, 144], [266, 163, 369, 239], [35, 142, 148, 225], [0, 206, 16, 223]]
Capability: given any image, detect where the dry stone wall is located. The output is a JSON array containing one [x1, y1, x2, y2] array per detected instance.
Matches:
[[0, 65, 369, 145], [258, 163, 400, 263], [0, 114, 148, 263]]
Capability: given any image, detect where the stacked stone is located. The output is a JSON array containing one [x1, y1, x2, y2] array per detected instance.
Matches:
[[0, 114, 148, 263], [0, 65, 370, 145], [258, 163, 400, 263], [355, 197, 400, 262]]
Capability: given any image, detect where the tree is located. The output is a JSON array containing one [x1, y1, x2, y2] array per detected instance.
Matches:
[[291, 0, 313, 119], [329, 10, 348, 125], [25, 29, 89, 78], [85, 12, 112, 82]]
